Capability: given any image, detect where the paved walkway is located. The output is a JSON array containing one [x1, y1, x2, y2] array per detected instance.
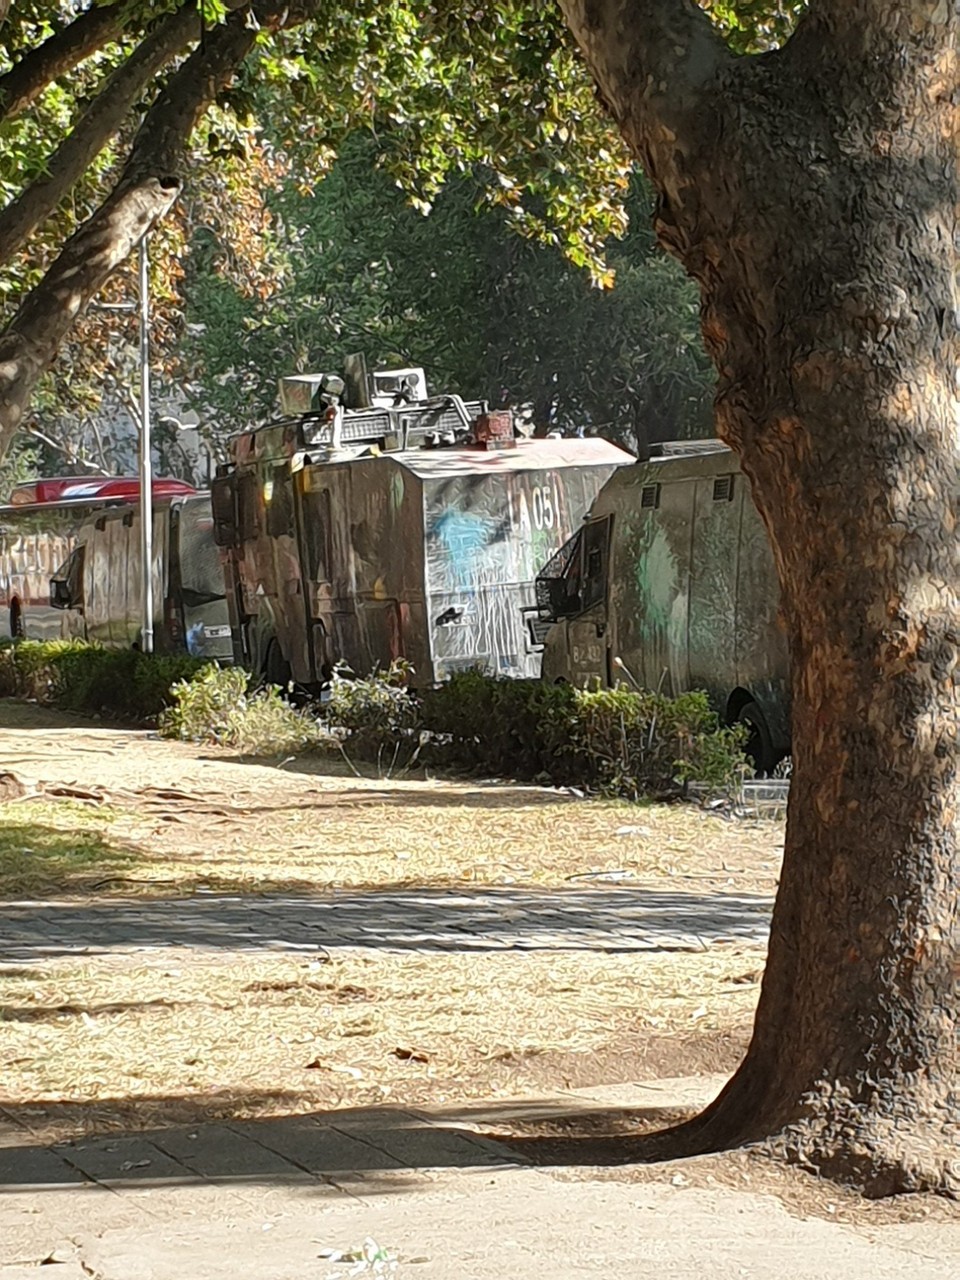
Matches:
[[3, 1077, 959, 1279], [0, 885, 771, 963]]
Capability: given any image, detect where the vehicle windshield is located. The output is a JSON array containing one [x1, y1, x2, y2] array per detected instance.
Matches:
[[178, 498, 226, 601]]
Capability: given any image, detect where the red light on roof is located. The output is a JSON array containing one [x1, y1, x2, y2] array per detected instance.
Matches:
[[8, 476, 196, 506]]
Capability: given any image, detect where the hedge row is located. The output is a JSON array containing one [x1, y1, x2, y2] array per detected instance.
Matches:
[[417, 671, 746, 798], [166, 663, 749, 799], [0, 639, 208, 720], [0, 642, 748, 798]]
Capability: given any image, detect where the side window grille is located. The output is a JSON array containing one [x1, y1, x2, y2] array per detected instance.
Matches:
[[640, 483, 661, 510], [713, 475, 735, 502]]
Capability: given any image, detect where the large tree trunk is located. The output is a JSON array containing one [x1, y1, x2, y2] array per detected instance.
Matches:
[[560, 0, 959, 1194]]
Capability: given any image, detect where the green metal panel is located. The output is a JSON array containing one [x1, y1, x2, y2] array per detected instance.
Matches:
[[540, 443, 791, 750], [687, 472, 741, 705]]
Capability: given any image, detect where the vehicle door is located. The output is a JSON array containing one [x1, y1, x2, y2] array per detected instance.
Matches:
[[49, 545, 86, 638], [561, 517, 611, 686], [537, 519, 611, 687], [176, 498, 234, 659]]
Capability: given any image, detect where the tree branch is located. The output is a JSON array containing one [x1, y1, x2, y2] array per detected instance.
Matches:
[[119, 7, 259, 184], [0, 2, 129, 125], [117, 385, 143, 431], [789, 1, 960, 66], [0, 7, 265, 452], [0, 3, 202, 267], [0, 0, 315, 453], [25, 423, 114, 477]]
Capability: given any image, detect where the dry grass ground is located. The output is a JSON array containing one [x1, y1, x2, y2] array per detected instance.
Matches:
[[0, 701, 775, 1141], [0, 946, 760, 1141]]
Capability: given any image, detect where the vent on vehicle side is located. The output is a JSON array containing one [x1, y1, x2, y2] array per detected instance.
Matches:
[[640, 483, 661, 510], [713, 475, 735, 502]]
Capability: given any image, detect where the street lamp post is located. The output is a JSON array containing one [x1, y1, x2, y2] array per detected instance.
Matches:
[[91, 238, 155, 652], [138, 235, 153, 654]]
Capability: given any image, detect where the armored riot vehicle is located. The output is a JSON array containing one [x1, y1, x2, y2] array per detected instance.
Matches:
[[536, 441, 790, 771], [212, 361, 632, 687]]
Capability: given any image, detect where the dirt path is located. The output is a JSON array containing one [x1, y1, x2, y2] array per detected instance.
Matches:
[[0, 700, 783, 896]]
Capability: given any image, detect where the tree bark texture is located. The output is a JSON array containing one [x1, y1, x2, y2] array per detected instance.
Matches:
[[0, 2, 129, 125], [561, 0, 960, 1195], [0, 7, 260, 451], [0, 3, 202, 266]]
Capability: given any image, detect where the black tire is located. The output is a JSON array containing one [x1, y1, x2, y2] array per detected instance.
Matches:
[[263, 639, 292, 690], [736, 700, 776, 776]]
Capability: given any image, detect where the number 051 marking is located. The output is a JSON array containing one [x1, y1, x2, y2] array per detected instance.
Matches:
[[532, 485, 556, 530]]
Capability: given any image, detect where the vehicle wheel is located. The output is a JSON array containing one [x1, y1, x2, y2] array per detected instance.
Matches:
[[735, 700, 777, 777], [263, 639, 292, 690], [9, 601, 24, 639]]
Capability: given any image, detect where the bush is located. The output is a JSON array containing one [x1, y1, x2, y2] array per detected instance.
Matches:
[[3, 637, 747, 799], [0, 637, 52, 700], [0, 638, 210, 720], [320, 661, 421, 761], [159, 663, 332, 754], [419, 673, 578, 779], [569, 686, 747, 799], [418, 675, 746, 798]]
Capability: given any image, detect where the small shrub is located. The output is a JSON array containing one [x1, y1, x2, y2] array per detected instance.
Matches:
[[571, 686, 747, 799], [320, 660, 421, 761], [133, 653, 210, 719], [49, 645, 138, 714], [159, 663, 332, 754], [420, 673, 747, 799], [419, 672, 578, 778], [0, 638, 91, 703]]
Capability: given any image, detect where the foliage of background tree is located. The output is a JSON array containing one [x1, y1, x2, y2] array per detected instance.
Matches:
[[0, 1, 804, 462], [0, 0, 641, 456], [181, 133, 713, 452]]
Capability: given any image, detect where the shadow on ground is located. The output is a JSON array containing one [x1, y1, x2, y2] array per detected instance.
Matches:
[[0, 998, 181, 1023], [0, 700, 107, 731], [0, 821, 142, 898], [0, 1092, 694, 1199], [0, 882, 772, 961], [204, 755, 590, 808]]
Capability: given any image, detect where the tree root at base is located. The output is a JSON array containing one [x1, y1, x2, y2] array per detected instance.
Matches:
[[627, 1096, 960, 1200]]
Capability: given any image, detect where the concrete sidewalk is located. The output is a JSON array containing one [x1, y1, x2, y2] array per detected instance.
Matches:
[[2, 1077, 958, 1280]]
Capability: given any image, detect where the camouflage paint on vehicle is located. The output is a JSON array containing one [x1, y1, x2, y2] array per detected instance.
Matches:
[[539, 441, 790, 757], [296, 439, 631, 684]]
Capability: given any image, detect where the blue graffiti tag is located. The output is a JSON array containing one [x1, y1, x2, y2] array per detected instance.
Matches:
[[432, 509, 492, 588]]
